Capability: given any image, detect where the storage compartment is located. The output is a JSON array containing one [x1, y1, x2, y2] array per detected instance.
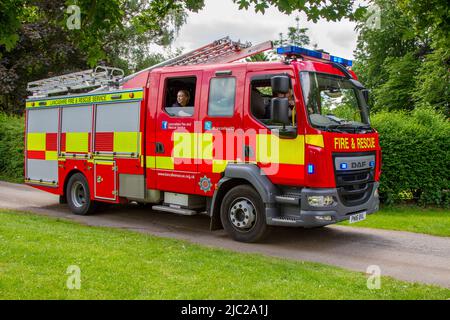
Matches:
[[163, 192, 205, 209]]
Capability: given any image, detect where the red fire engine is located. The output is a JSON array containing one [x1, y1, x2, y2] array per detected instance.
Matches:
[[24, 38, 381, 242]]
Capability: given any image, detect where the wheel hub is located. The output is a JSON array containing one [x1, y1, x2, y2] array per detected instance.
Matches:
[[230, 198, 256, 230], [71, 181, 86, 208]]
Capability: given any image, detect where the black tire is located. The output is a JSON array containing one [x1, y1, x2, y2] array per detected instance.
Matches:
[[220, 185, 270, 243], [66, 173, 97, 215]]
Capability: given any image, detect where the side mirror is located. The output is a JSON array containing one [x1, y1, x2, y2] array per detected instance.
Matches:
[[362, 89, 370, 105], [271, 76, 290, 95], [271, 98, 291, 125]]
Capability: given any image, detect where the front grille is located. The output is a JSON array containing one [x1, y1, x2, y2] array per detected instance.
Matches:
[[335, 168, 374, 206]]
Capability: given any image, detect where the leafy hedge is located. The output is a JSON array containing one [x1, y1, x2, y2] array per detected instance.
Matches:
[[0, 112, 24, 182], [372, 107, 450, 207]]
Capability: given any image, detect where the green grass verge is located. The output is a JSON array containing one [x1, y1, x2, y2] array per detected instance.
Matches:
[[340, 206, 450, 237], [0, 210, 449, 300]]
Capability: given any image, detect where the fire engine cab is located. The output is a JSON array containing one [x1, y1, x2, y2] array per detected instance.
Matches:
[[24, 38, 381, 242]]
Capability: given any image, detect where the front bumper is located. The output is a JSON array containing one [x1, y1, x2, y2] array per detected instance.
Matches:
[[266, 182, 380, 227]]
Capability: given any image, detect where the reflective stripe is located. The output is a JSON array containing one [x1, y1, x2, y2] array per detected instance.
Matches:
[[113, 132, 139, 153], [146, 156, 156, 168], [66, 132, 89, 153], [256, 134, 304, 165], [306, 134, 324, 148], [95, 161, 114, 166], [173, 132, 213, 160], [155, 157, 174, 170], [212, 159, 228, 173], [200, 133, 213, 160], [26, 90, 144, 108], [45, 151, 58, 161], [27, 133, 46, 151]]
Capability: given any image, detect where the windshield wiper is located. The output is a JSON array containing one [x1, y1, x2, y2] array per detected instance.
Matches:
[[327, 123, 373, 133], [314, 125, 347, 133]]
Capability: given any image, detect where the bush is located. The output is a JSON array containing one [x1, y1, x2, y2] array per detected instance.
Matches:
[[0, 112, 24, 182], [372, 107, 450, 207]]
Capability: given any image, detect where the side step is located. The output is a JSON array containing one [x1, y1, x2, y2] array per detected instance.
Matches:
[[152, 205, 197, 216], [275, 194, 301, 205]]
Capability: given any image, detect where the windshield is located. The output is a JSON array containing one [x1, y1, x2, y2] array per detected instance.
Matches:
[[300, 72, 371, 133]]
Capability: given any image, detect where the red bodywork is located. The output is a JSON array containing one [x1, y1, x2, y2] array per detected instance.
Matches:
[[27, 59, 381, 203]]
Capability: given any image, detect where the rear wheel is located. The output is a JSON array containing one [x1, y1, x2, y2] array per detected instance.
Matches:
[[220, 185, 270, 243], [66, 173, 97, 215]]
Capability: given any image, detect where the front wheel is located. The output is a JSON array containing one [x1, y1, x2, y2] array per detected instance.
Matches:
[[66, 173, 97, 215], [220, 185, 270, 243]]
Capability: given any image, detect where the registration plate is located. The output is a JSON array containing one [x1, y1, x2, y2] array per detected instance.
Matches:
[[349, 212, 367, 224]]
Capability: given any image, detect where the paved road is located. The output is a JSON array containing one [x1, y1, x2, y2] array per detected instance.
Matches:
[[1, 181, 449, 288]]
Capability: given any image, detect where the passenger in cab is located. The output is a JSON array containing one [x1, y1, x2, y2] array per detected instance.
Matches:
[[172, 90, 193, 117]]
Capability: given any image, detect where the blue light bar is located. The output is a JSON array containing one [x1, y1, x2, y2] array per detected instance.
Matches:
[[277, 46, 353, 67], [307, 164, 315, 174]]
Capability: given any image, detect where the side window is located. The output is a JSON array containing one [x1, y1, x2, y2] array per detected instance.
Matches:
[[164, 77, 197, 117], [208, 77, 236, 117], [250, 74, 295, 125]]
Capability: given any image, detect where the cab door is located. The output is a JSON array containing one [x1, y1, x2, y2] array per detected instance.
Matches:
[[197, 68, 245, 196], [155, 71, 203, 194]]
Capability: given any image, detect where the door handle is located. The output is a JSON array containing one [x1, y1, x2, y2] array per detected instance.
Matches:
[[244, 145, 254, 158], [155, 142, 164, 154]]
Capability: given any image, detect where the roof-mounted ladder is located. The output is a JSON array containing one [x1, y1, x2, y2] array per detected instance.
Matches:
[[121, 37, 273, 83], [27, 37, 273, 97], [27, 66, 125, 98]]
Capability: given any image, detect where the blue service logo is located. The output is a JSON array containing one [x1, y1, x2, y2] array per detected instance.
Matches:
[[204, 121, 212, 131], [162, 121, 168, 130]]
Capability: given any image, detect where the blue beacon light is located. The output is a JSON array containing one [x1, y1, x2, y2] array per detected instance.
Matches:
[[277, 46, 353, 67], [307, 164, 315, 174]]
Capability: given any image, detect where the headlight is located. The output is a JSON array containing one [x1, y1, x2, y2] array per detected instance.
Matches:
[[308, 195, 335, 207]]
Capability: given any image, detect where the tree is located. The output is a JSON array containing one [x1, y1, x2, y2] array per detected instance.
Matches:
[[0, 0, 206, 113], [274, 16, 310, 47], [245, 52, 271, 62], [233, 0, 366, 22], [353, 0, 449, 114], [0, 0, 371, 114]]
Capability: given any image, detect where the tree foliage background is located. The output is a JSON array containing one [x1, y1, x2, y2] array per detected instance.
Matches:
[[0, 0, 368, 114], [353, 0, 449, 115]]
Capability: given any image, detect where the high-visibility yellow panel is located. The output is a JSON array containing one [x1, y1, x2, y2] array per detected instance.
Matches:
[[95, 161, 114, 166], [26, 90, 144, 108], [306, 134, 324, 148], [199, 133, 213, 160], [114, 132, 139, 153], [212, 159, 228, 173], [27, 133, 46, 151], [66, 132, 89, 153], [173, 132, 196, 159], [256, 134, 304, 165], [156, 156, 174, 170], [45, 151, 58, 161], [173, 132, 213, 160], [146, 156, 156, 168]]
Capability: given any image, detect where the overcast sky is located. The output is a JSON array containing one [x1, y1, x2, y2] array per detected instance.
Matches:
[[172, 0, 360, 60]]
